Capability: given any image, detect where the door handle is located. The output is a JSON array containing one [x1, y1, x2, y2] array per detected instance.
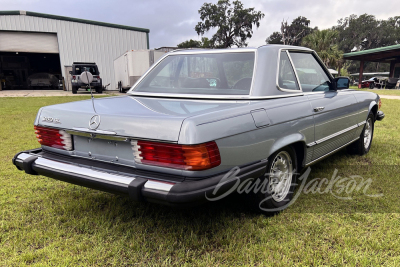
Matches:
[[313, 107, 325, 112]]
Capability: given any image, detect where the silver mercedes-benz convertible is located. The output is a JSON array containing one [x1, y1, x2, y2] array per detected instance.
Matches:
[[13, 45, 385, 213]]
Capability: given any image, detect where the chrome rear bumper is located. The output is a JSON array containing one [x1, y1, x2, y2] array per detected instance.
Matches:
[[13, 149, 266, 206]]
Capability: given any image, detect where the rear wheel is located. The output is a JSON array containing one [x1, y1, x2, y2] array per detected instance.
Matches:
[[347, 112, 374, 155], [251, 146, 298, 214], [72, 86, 78, 94], [95, 86, 103, 94]]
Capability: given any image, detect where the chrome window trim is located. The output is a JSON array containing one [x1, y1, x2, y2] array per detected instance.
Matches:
[[127, 49, 257, 98], [276, 48, 303, 93], [248, 48, 258, 96], [306, 123, 363, 147], [288, 50, 335, 93], [169, 48, 257, 55], [127, 92, 305, 100], [286, 50, 303, 91]]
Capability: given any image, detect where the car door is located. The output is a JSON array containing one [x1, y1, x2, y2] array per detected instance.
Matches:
[[289, 51, 360, 161]]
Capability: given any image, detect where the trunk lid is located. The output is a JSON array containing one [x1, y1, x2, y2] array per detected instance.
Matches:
[[37, 96, 247, 142]]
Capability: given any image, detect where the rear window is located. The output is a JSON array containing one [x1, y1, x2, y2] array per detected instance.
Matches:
[[133, 52, 255, 95], [74, 65, 99, 75]]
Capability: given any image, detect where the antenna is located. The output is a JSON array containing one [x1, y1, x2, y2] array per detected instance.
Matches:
[[81, 70, 96, 113]]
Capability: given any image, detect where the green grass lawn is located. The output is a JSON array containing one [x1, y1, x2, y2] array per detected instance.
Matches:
[[1, 96, 400, 266], [350, 85, 400, 96]]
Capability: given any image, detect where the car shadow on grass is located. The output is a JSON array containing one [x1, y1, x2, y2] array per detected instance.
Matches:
[[40, 148, 399, 241]]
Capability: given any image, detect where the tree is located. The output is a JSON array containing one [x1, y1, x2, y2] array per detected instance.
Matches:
[[265, 31, 283, 44], [266, 16, 315, 46], [177, 37, 212, 48], [177, 39, 202, 48], [334, 14, 400, 53], [194, 0, 264, 48], [333, 14, 400, 73], [301, 29, 343, 68]]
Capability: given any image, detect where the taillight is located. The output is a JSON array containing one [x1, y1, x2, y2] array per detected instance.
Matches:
[[379, 98, 382, 109], [72, 76, 76, 79], [132, 140, 221, 171], [34, 126, 73, 150]]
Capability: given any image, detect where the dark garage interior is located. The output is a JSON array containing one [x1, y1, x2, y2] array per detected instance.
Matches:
[[0, 51, 62, 90]]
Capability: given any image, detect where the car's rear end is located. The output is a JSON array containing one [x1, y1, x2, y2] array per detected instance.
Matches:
[[13, 95, 267, 206], [28, 73, 54, 88]]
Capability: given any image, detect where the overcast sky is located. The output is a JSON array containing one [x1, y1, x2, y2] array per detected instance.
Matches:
[[2, 0, 399, 48]]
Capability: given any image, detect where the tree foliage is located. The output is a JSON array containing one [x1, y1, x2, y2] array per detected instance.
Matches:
[[334, 14, 400, 53], [332, 14, 400, 73], [194, 0, 264, 48], [265, 31, 283, 44], [266, 16, 315, 46], [301, 29, 343, 68], [177, 37, 212, 48], [177, 39, 202, 48]]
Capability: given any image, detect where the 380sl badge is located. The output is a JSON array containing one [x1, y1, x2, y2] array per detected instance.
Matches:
[[42, 117, 61, 124]]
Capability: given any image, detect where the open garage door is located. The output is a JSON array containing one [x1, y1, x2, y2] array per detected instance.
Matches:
[[0, 31, 62, 90], [0, 31, 59, 53]]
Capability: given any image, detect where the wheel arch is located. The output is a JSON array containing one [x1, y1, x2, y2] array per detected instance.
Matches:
[[268, 133, 307, 169], [368, 101, 378, 121]]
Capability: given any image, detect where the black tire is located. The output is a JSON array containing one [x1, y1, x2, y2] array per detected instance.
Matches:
[[118, 81, 123, 93], [347, 112, 374, 155], [369, 83, 374, 89], [95, 86, 103, 94], [72, 86, 78, 94], [250, 146, 298, 214]]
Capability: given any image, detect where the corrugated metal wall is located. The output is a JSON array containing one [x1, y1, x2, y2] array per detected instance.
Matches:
[[0, 14, 147, 89], [0, 31, 59, 53]]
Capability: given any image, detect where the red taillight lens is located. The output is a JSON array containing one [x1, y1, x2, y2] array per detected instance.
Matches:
[[72, 76, 76, 79], [379, 98, 382, 109], [134, 141, 221, 171], [34, 126, 73, 150]]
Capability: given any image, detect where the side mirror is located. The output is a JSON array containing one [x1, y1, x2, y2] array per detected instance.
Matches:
[[335, 77, 350, 90]]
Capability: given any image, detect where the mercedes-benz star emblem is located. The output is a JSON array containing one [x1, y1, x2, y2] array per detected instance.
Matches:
[[89, 115, 101, 130]]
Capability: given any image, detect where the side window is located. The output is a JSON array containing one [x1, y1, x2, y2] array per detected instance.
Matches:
[[278, 51, 299, 90], [289, 52, 331, 92]]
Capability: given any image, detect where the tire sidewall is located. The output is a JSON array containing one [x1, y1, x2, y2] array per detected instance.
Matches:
[[257, 146, 298, 210], [362, 113, 374, 154]]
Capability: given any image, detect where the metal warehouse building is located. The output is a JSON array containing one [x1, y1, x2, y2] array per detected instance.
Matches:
[[0, 10, 149, 91]]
